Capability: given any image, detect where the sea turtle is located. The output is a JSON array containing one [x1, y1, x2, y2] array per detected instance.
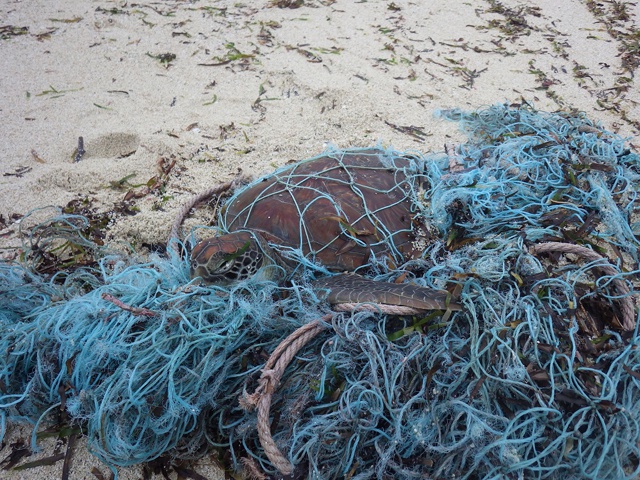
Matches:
[[190, 149, 460, 312]]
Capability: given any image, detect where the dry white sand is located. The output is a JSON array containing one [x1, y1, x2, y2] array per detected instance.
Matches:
[[1, 0, 639, 478]]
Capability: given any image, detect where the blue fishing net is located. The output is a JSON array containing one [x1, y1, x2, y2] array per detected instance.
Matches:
[[1, 104, 639, 479]]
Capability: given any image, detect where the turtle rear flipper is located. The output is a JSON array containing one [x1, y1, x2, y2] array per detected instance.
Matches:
[[312, 274, 461, 311]]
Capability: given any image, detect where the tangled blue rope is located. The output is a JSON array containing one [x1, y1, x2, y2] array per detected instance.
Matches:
[[1, 104, 639, 479]]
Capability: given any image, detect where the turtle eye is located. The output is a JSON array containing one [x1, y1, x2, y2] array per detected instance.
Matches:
[[220, 259, 235, 272]]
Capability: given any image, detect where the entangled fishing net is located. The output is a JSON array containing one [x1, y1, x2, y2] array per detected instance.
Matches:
[[1, 104, 640, 479]]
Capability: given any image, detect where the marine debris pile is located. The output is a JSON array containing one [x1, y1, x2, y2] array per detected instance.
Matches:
[[1, 104, 640, 479]]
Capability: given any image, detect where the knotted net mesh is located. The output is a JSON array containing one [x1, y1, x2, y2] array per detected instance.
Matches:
[[1, 104, 639, 479]]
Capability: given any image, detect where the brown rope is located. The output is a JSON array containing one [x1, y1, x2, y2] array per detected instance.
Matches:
[[243, 316, 330, 475], [531, 242, 636, 331], [240, 456, 267, 480], [167, 181, 234, 255], [245, 300, 459, 475], [244, 297, 464, 474]]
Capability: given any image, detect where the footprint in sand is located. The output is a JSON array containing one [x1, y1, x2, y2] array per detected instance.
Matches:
[[81, 132, 140, 159]]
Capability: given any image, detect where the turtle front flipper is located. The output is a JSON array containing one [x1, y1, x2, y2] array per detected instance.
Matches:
[[312, 273, 462, 311]]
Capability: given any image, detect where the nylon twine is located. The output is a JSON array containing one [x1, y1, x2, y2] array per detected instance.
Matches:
[[2, 104, 640, 479]]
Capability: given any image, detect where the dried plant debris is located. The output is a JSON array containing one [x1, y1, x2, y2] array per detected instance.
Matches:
[[0, 422, 84, 478], [482, 1, 541, 39], [35, 85, 83, 99], [287, 44, 322, 63], [3, 166, 32, 178], [121, 157, 177, 203], [48, 16, 83, 24], [198, 42, 256, 67], [13, 453, 66, 471], [383, 120, 431, 142], [0, 25, 29, 40], [12, 153, 180, 273], [31, 149, 46, 164], [270, 0, 304, 8], [20, 199, 108, 274], [90, 467, 115, 480], [95, 6, 129, 15], [438, 37, 513, 56], [584, 0, 640, 74], [581, 1, 640, 131], [33, 28, 58, 41], [146, 52, 177, 67], [0, 441, 31, 471], [427, 57, 487, 89], [471, 0, 639, 130]]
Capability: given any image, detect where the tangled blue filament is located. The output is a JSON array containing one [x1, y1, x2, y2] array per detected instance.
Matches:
[[1, 104, 640, 479]]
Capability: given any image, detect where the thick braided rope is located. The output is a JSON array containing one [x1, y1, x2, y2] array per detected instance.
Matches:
[[167, 181, 233, 253], [531, 242, 635, 331], [331, 303, 422, 315], [254, 317, 330, 475], [252, 302, 444, 474]]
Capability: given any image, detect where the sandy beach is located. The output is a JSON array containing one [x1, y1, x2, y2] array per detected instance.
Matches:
[[1, 0, 639, 478]]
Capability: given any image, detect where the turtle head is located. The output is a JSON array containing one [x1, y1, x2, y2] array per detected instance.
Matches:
[[191, 231, 266, 284]]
